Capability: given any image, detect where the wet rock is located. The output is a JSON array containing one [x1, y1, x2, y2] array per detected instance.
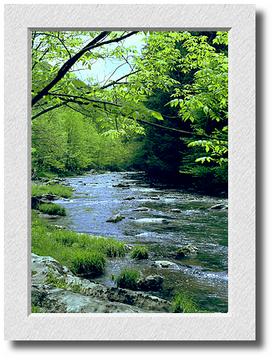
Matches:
[[137, 275, 164, 291], [31, 196, 44, 209], [113, 183, 130, 188], [124, 244, 134, 251], [170, 208, 182, 213], [40, 214, 61, 220], [45, 178, 64, 185], [153, 260, 179, 269], [134, 218, 170, 224], [132, 207, 150, 212], [209, 203, 227, 210], [43, 194, 59, 201], [106, 213, 125, 223], [54, 225, 66, 230], [123, 196, 135, 200], [32, 254, 170, 313], [174, 244, 198, 259]]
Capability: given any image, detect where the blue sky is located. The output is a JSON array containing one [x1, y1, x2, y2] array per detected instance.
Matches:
[[75, 32, 145, 84]]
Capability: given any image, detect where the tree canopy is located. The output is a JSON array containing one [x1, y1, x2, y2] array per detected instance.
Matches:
[[32, 30, 228, 193]]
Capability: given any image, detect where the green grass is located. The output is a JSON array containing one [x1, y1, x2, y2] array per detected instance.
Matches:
[[130, 245, 149, 260], [32, 184, 73, 198], [70, 251, 105, 276], [171, 292, 199, 313], [116, 268, 141, 290], [38, 203, 66, 216], [31, 305, 43, 313], [32, 212, 126, 277]]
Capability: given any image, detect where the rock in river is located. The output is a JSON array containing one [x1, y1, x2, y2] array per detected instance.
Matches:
[[209, 203, 227, 210], [123, 196, 135, 200], [132, 207, 150, 212], [174, 244, 198, 259], [134, 218, 170, 224], [137, 275, 164, 291], [153, 260, 179, 269], [113, 183, 130, 188], [31, 254, 171, 313], [170, 208, 182, 213], [106, 213, 125, 223]]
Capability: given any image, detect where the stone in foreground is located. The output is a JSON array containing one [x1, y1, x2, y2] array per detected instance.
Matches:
[[32, 254, 171, 313]]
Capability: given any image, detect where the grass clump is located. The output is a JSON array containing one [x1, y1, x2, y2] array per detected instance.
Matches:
[[130, 245, 149, 260], [116, 268, 141, 290], [32, 212, 126, 277], [38, 203, 66, 216], [171, 292, 199, 313], [70, 251, 106, 276], [31, 305, 43, 313], [32, 184, 73, 198]]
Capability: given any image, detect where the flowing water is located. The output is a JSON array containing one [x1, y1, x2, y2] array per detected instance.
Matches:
[[51, 171, 228, 312]]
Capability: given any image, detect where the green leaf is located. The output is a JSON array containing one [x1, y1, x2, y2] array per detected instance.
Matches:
[[150, 110, 163, 121]]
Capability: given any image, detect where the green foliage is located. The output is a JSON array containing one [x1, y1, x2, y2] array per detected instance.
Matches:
[[31, 30, 228, 191], [32, 184, 73, 198], [171, 291, 199, 313], [115, 268, 141, 290], [38, 203, 66, 216], [32, 108, 143, 176], [32, 212, 126, 277], [130, 245, 149, 260]]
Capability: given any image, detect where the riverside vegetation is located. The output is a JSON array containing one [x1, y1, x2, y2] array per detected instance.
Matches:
[[31, 30, 228, 313]]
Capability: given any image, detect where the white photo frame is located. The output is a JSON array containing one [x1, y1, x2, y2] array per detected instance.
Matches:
[[4, 4, 255, 341]]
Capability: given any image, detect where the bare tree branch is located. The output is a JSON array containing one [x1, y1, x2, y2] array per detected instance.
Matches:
[[100, 70, 139, 89]]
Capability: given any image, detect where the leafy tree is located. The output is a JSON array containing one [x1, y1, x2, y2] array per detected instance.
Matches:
[[31, 30, 228, 192]]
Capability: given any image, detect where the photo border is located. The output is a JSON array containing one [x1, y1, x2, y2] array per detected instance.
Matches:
[[4, 4, 255, 341]]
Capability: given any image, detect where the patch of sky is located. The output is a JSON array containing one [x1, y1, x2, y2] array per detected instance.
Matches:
[[73, 32, 145, 84]]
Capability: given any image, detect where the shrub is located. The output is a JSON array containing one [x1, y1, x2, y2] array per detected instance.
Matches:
[[32, 184, 73, 198], [38, 203, 66, 216], [130, 245, 149, 260], [70, 250, 106, 276], [116, 268, 140, 290], [171, 292, 199, 313]]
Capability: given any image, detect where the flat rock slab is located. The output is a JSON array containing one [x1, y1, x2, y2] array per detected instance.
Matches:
[[32, 254, 171, 313]]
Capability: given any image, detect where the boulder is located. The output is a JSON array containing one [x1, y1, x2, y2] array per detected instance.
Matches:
[[137, 275, 164, 291], [106, 213, 125, 223], [31, 254, 171, 313]]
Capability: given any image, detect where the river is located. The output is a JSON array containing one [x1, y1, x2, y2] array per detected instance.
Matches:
[[50, 171, 228, 312]]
